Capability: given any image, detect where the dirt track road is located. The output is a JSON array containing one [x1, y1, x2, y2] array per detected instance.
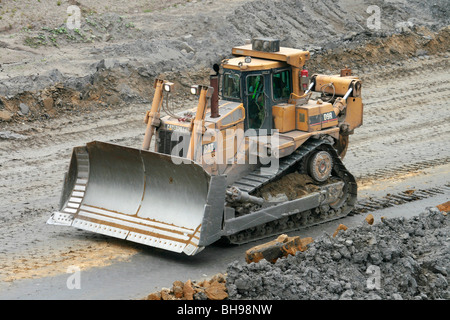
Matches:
[[0, 50, 448, 298]]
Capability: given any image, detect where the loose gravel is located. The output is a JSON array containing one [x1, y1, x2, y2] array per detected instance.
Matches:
[[226, 208, 449, 300]]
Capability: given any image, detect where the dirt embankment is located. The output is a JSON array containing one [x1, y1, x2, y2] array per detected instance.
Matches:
[[1, 25, 448, 126], [0, 0, 449, 127]]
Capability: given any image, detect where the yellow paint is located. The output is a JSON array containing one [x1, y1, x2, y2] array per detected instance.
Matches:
[[272, 103, 296, 133], [223, 56, 287, 71]]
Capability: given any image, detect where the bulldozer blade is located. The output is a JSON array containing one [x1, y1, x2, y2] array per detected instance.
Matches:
[[48, 141, 225, 256]]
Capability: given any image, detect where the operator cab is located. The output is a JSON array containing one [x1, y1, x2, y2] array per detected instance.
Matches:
[[221, 57, 292, 134]]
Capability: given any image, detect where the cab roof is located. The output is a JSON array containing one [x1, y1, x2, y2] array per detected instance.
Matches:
[[232, 44, 310, 68], [222, 56, 288, 72]]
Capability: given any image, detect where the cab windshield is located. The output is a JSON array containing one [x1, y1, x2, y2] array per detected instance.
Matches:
[[222, 72, 241, 100]]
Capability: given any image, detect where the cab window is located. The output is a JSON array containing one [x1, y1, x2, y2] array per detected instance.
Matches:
[[246, 74, 265, 129], [223, 73, 241, 100], [272, 69, 291, 100]]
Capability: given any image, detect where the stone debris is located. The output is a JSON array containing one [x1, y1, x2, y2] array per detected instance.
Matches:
[[0, 131, 27, 140], [144, 208, 449, 300], [245, 234, 313, 264], [18, 103, 30, 115], [225, 208, 449, 300], [437, 201, 450, 214], [205, 280, 228, 300], [145, 273, 228, 300], [0, 110, 13, 122], [365, 214, 375, 225], [332, 224, 348, 237]]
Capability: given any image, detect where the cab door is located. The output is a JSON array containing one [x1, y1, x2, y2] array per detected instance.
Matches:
[[244, 71, 271, 134]]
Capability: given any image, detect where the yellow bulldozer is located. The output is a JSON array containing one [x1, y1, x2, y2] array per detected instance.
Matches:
[[47, 38, 363, 256]]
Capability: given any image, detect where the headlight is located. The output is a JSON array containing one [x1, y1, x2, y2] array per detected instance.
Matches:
[[190, 85, 199, 95], [163, 82, 174, 92]]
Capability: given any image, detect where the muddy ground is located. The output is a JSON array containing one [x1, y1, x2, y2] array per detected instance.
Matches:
[[0, 0, 449, 299]]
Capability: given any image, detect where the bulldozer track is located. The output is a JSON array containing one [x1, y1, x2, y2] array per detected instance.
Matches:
[[361, 56, 450, 83], [353, 184, 450, 215], [0, 113, 144, 154], [231, 138, 329, 194], [226, 183, 450, 246], [358, 156, 450, 181], [226, 138, 357, 245], [224, 134, 449, 245], [345, 58, 450, 179]]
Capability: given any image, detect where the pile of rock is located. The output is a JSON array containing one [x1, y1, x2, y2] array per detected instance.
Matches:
[[145, 273, 228, 300], [226, 207, 449, 300], [144, 205, 449, 301]]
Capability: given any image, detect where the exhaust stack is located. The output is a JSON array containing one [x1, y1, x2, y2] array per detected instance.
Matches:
[[210, 64, 220, 118]]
